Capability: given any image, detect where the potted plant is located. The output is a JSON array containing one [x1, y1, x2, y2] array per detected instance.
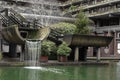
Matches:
[[57, 42, 71, 62], [40, 40, 56, 62]]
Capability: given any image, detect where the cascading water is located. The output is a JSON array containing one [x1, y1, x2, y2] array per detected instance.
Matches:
[[0, 0, 60, 65], [23, 0, 60, 66], [0, 0, 61, 66], [30, 0, 61, 26], [24, 40, 41, 66]]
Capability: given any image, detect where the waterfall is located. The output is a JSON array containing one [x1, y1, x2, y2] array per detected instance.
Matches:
[[30, 0, 60, 26], [24, 40, 41, 66]]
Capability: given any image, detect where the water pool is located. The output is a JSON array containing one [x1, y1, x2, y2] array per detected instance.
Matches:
[[0, 64, 119, 80]]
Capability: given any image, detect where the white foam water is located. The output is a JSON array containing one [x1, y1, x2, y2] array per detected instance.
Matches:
[[24, 40, 41, 66], [24, 66, 64, 74], [24, 66, 43, 70]]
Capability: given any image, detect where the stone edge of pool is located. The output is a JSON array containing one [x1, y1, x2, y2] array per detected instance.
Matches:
[[0, 60, 111, 67]]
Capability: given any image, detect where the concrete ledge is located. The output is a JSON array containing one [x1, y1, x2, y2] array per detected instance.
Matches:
[[0, 61, 110, 67], [87, 57, 120, 60], [0, 58, 110, 67], [40, 61, 109, 66]]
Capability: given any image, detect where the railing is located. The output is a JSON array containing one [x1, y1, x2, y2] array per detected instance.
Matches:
[[86, 8, 120, 17], [94, 25, 120, 32], [83, 0, 120, 9], [61, 0, 120, 8], [10, 0, 59, 6], [63, 7, 120, 17], [0, 8, 41, 28], [62, 0, 120, 16]]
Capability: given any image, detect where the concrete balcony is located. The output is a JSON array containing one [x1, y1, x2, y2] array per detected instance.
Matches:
[[94, 25, 120, 33], [63, 7, 120, 18], [59, 0, 82, 8], [83, 0, 120, 10], [0, 0, 59, 7], [60, 0, 120, 9], [86, 8, 120, 18], [62, 0, 120, 17]]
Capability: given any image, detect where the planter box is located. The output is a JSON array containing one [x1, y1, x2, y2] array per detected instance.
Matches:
[[63, 34, 113, 47], [2, 25, 50, 44], [58, 55, 67, 62], [40, 56, 48, 62]]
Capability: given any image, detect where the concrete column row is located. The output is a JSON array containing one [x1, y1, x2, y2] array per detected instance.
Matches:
[[74, 47, 101, 62]]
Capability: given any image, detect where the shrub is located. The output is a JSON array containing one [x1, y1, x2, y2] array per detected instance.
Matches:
[[41, 40, 57, 56], [50, 22, 77, 36], [57, 42, 71, 56]]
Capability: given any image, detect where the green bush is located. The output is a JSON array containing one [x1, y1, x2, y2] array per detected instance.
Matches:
[[41, 40, 57, 56], [50, 22, 77, 35], [57, 42, 71, 56]]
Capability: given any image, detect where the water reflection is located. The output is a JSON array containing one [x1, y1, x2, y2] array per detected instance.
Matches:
[[0, 65, 118, 80], [19, 68, 39, 80], [63, 65, 117, 80], [116, 64, 120, 80]]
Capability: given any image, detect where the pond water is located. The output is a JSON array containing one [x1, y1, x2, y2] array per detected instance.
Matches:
[[0, 63, 119, 80]]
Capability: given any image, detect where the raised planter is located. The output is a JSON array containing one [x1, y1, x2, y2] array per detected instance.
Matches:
[[58, 55, 67, 62], [40, 56, 48, 62], [63, 34, 113, 47], [2, 25, 50, 44]]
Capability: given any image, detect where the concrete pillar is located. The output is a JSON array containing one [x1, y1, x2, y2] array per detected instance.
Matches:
[[119, 18, 120, 25], [94, 0, 97, 4], [74, 47, 79, 62], [9, 43, 17, 58], [114, 32, 116, 55], [97, 48, 101, 62], [107, 31, 111, 36], [20, 45, 25, 62], [0, 20, 2, 52], [96, 20, 100, 27]]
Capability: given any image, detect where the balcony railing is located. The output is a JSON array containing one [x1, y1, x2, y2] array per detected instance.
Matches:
[[63, 6, 120, 17], [94, 25, 120, 32], [61, 0, 120, 9], [86, 8, 120, 17], [83, 0, 120, 10], [62, 0, 120, 16]]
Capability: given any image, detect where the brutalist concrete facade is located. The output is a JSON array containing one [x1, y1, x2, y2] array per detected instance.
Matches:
[[1, 0, 120, 59], [60, 0, 120, 59]]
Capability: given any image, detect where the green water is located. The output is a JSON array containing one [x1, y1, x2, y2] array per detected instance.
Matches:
[[0, 64, 119, 80]]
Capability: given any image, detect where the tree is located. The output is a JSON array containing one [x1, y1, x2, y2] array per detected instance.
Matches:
[[74, 10, 92, 34]]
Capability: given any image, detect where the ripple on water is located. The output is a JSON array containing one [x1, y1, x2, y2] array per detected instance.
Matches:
[[24, 66, 65, 74]]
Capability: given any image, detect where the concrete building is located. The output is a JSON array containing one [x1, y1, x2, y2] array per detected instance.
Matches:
[[0, 0, 120, 60], [59, 0, 120, 59]]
